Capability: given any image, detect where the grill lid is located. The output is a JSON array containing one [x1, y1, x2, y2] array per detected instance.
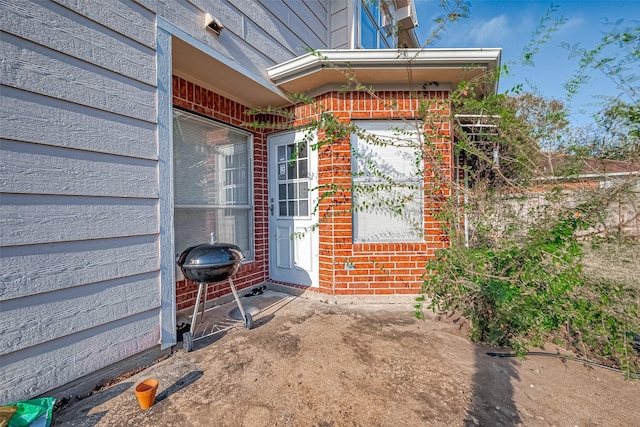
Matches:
[[176, 233, 245, 283], [176, 233, 244, 269], [178, 242, 241, 268]]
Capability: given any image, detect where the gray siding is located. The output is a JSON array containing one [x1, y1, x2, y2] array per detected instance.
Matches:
[[138, 0, 330, 80], [1, 86, 157, 159], [330, 0, 352, 48], [1, 236, 159, 301], [0, 0, 159, 403], [0, 311, 160, 403], [0, 0, 331, 403]]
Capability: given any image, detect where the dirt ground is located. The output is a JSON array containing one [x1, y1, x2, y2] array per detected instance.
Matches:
[[582, 241, 640, 290], [52, 292, 639, 426]]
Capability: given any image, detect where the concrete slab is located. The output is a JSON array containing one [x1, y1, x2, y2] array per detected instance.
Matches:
[[50, 293, 640, 427], [184, 290, 296, 344]]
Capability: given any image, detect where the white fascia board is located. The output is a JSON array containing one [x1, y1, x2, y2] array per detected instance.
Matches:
[[268, 48, 502, 84]]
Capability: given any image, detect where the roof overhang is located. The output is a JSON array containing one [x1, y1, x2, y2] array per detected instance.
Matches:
[[172, 37, 290, 108], [268, 48, 502, 96]]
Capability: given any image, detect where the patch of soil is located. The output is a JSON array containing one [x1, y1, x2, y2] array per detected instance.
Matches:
[[52, 354, 172, 414], [52, 298, 640, 426]]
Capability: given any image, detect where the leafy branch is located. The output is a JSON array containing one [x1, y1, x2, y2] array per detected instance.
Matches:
[[421, 0, 470, 48], [562, 22, 640, 103], [521, 3, 567, 66]]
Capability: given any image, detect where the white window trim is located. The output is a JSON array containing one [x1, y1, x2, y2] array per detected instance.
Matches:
[[351, 120, 424, 243]]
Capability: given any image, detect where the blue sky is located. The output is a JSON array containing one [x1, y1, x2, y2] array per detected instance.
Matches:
[[413, 0, 639, 126]]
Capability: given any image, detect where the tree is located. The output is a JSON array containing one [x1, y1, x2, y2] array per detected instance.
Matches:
[[504, 93, 569, 150], [559, 100, 639, 161], [598, 100, 640, 160]]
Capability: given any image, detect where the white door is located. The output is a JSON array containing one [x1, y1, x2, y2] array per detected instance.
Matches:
[[268, 130, 319, 287]]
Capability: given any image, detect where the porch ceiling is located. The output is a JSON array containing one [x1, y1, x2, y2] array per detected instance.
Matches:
[[172, 37, 290, 108], [267, 48, 502, 96]]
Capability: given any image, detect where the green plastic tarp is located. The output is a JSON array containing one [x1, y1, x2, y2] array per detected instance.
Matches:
[[3, 398, 55, 427]]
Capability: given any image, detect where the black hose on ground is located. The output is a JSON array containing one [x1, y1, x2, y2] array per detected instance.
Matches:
[[486, 351, 640, 378]]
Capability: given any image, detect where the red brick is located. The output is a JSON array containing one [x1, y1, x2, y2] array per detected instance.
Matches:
[[395, 288, 421, 294]]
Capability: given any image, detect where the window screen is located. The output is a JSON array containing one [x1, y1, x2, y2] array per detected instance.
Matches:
[[173, 110, 253, 257], [352, 121, 423, 242]]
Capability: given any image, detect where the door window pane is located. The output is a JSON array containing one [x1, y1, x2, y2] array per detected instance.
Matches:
[[299, 200, 309, 216], [276, 141, 311, 218]]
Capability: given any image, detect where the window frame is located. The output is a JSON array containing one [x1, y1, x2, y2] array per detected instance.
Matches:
[[351, 120, 425, 243], [275, 140, 312, 219], [172, 108, 255, 259], [358, 0, 397, 49]]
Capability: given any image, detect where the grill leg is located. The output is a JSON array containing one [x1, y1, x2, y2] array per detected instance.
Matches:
[[228, 277, 247, 321], [201, 282, 208, 323], [189, 282, 205, 336], [228, 278, 254, 329]]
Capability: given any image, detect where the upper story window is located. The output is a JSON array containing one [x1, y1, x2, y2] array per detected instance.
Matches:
[[359, 0, 397, 49]]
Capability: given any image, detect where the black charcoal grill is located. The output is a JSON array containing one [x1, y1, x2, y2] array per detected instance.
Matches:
[[176, 233, 254, 352]]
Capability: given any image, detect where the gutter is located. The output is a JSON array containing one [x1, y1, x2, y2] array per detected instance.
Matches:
[[268, 48, 503, 85]]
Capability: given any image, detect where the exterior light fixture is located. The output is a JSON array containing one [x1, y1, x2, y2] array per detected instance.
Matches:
[[204, 13, 224, 35]]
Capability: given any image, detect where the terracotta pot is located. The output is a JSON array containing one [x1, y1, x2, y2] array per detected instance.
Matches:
[[134, 378, 159, 410]]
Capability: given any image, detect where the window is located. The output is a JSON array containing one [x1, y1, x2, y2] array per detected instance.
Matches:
[[359, 0, 396, 49], [352, 121, 423, 242], [173, 110, 253, 257]]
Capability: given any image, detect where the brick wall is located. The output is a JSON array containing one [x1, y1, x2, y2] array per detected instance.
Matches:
[[295, 90, 453, 296], [172, 76, 270, 311], [173, 76, 453, 307]]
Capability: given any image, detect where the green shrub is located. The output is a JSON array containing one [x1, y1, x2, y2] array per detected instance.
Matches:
[[417, 213, 639, 377]]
